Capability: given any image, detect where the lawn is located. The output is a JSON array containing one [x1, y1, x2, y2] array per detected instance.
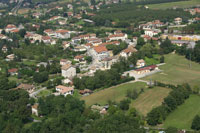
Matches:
[[143, 54, 200, 87], [163, 95, 200, 130], [131, 87, 171, 116], [148, 0, 200, 9], [37, 89, 52, 97], [23, 60, 37, 66], [81, 82, 147, 107]]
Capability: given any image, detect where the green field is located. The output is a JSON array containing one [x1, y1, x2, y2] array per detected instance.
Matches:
[[148, 0, 200, 9], [163, 95, 200, 130], [144, 54, 200, 87], [81, 82, 147, 107], [131, 87, 171, 116], [37, 89, 52, 97]]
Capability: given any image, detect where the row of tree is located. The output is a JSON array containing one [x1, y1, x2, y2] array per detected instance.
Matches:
[[147, 83, 192, 125]]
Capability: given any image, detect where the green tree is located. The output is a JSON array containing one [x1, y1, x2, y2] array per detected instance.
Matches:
[[191, 115, 200, 130], [119, 99, 131, 110]]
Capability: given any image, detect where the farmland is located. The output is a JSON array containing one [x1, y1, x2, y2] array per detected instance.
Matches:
[[143, 54, 200, 87], [163, 95, 200, 130], [81, 81, 146, 107], [148, 0, 200, 9], [131, 87, 171, 116]]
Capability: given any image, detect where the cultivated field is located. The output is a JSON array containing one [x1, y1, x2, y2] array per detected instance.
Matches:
[[143, 54, 200, 87], [81, 82, 146, 107], [163, 95, 200, 130], [131, 87, 171, 116], [148, 0, 200, 9]]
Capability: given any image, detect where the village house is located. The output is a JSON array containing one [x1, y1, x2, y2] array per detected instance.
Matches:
[[120, 45, 137, 58], [6, 54, 15, 61], [67, 4, 73, 9], [42, 36, 51, 44], [67, 12, 73, 17], [58, 20, 67, 25], [101, 57, 118, 70], [25, 32, 42, 43], [5, 24, 17, 32], [61, 64, 76, 78], [74, 45, 87, 52], [100, 41, 120, 46], [139, 20, 164, 30], [85, 43, 93, 48], [134, 65, 158, 74], [144, 29, 160, 37], [42, 36, 56, 45], [8, 68, 18, 76], [16, 83, 35, 93], [62, 78, 73, 84], [32, 12, 42, 18], [32, 104, 39, 116], [174, 17, 182, 25], [108, 33, 128, 41], [44, 29, 55, 36], [87, 38, 102, 46], [74, 55, 84, 62], [55, 29, 70, 39], [0, 34, 9, 40], [136, 59, 146, 68], [32, 24, 40, 30], [92, 45, 110, 61], [1, 45, 8, 53], [56, 85, 74, 96], [48, 16, 62, 21], [60, 59, 72, 66], [133, 37, 138, 44], [62, 41, 70, 49]]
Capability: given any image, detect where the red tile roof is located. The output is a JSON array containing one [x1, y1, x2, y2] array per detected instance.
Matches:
[[6, 24, 16, 29], [42, 36, 51, 40], [8, 68, 18, 73], [135, 65, 157, 71], [94, 46, 108, 53], [55, 29, 69, 33]]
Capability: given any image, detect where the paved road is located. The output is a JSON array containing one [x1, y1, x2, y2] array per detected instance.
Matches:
[[29, 87, 46, 98], [11, 0, 24, 14]]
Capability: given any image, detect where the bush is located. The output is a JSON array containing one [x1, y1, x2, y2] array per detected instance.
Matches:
[[119, 99, 131, 110]]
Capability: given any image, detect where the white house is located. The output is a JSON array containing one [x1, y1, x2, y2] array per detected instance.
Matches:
[[108, 33, 128, 41], [56, 85, 74, 96], [93, 46, 110, 61], [136, 59, 146, 68], [61, 64, 76, 78], [55, 29, 70, 39], [60, 59, 72, 66], [120, 45, 137, 58], [174, 17, 182, 25], [32, 104, 39, 116], [144, 29, 159, 37]]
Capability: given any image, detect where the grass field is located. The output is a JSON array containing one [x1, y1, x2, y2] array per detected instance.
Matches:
[[163, 95, 200, 130], [143, 54, 200, 87], [81, 82, 147, 107], [148, 0, 200, 9], [131, 87, 171, 116], [37, 89, 52, 97]]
